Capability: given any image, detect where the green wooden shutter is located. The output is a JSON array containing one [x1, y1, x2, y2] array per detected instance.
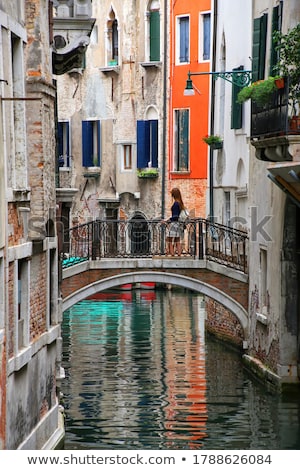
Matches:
[[252, 14, 268, 82], [231, 67, 243, 129], [150, 11, 160, 61], [179, 109, 189, 171], [259, 14, 268, 80], [269, 3, 282, 75]]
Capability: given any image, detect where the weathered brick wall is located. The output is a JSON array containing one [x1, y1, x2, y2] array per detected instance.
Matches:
[[167, 179, 207, 219], [8, 262, 15, 359], [205, 298, 244, 348], [30, 253, 47, 341], [8, 204, 25, 247]]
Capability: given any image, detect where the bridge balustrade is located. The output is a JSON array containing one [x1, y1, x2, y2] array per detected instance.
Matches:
[[61, 218, 248, 273]]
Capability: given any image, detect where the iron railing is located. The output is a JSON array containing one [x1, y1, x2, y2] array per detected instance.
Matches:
[[61, 218, 248, 273], [251, 76, 300, 139]]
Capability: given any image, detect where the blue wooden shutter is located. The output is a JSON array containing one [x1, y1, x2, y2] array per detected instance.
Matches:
[[150, 11, 160, 61], [150, 120, 158, 167], [180, 17, 189, 63], [96, 120, 101, 166], [82, 120, 93, 166], [137, 121, 150, 168], [57, 122, 63, 157], [203, 14, 211, 60]]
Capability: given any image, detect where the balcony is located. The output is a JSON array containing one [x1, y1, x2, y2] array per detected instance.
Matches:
[[250, 76, 300, 207], [251, 76, 300, 162]]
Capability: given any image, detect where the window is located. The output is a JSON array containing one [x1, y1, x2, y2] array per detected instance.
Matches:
[[177, 16, 189, 64], [149, 2, 160, 61], [174, 109, 189, 171], [231, 66, 243, 129], [82, 120, 101, 167], [259, 248, 268, 314], [123, 145, 132, 170], [252, 14, 268, 81], [106, 10, 119, 65], [136, 120, 158, 168], [269, 3, 282, 75], [17, 259, 29, 350], [57, 121, 70, 167], [200, 13, 211, 61], [224, 191, 231, 226]]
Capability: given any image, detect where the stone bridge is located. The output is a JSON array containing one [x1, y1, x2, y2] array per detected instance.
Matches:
[[60, 257, 249, 346]]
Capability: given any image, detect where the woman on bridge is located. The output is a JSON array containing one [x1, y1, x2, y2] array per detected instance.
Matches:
[[164, 187, 187, 256]]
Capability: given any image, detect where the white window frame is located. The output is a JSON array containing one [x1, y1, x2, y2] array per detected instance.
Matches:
[[175, 15, 190, 65], [198, 11, 211, 62]]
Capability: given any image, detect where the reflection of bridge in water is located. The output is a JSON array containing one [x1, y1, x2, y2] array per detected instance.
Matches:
[[60, 218, 250, 345]]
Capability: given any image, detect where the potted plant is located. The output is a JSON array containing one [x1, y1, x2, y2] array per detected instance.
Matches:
[[202, 135, 223, 149], [273, 24, 300, 128], [237, 76, 280, 106], [137, 168, 159, 178]]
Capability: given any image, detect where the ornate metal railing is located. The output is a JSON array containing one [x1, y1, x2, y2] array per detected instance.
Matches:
[[61, 218, 248, 273], [251, 76, 300, 139]]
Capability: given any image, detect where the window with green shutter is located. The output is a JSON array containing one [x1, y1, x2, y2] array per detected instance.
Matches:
[[252, 14, 268, 82], [150, 11, 160, 61], [231, 67, 243, 129], [174, 109, 189, 171], [269, 3, 282, 75]]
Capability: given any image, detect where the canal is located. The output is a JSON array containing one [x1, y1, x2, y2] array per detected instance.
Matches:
[[61, 287, 300, 450]]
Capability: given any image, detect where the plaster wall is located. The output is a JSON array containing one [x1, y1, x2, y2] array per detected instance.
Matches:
[[57, 0, 166, 223]]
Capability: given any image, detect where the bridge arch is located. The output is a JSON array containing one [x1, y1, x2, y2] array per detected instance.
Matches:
[[62, 270, 248, 334]]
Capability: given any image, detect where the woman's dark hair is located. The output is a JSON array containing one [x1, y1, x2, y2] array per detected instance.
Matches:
[[171, 187, 184, 210]]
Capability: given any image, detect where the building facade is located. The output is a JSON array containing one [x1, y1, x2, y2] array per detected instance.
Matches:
[[246, 0, 300, 385], [0, 0, 95, 449]]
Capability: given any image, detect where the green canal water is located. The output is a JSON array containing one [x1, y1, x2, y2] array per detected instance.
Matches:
[[61, 288, 300, 450]]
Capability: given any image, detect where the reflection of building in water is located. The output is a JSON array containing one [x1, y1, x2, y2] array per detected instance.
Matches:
[[163, 291, 207, 448], [62, 289, 207, 448]]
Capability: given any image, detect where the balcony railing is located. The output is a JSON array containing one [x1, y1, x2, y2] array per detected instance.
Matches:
[[61, 218, 248, 273], [251, 76, 300, 139]]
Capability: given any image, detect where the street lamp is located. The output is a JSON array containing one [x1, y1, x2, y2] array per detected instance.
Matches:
[[184, 68, 252, 220], [184, 69, 252, 96]]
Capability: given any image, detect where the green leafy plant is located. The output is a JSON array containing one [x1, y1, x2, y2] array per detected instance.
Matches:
[[137, 168, 159, 178], [237, 76, 280, 105], [202, 135, 223, 145], [273, 24, 300, 115]]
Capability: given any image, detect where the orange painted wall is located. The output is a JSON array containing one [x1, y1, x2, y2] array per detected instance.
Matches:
[[169, 0, 211, 182]]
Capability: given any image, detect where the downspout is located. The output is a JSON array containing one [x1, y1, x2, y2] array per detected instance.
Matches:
[[161, 0, 168, 219], [209, 0, 218, 221]]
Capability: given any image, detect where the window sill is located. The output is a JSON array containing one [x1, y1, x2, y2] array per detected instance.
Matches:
[[99, 65, 120, 74], [170, 171, 191, 176], [140, 61, 162, 68], [256, 312, 268, 325], [83, 167, 101, 178]]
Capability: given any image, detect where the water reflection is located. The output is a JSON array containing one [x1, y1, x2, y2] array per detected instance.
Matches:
[[61, 288, 300, 450]]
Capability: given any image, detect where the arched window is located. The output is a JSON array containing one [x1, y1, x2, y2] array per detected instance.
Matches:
[[147, 1, 160, 62], [106, 9, 119, 65]]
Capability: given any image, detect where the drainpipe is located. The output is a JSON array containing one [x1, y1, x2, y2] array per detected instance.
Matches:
[[209, 0, 218, 221], [161, 0, 168, 219]]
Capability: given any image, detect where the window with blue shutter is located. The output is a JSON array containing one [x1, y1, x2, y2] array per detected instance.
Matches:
[[57, 121, 70, 167], [179, 17, 189, 63], [82, 120, 101, 167], [137, 120, 158, 168], [203, 13, 211, 60], [174, 109, 189, 171]]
